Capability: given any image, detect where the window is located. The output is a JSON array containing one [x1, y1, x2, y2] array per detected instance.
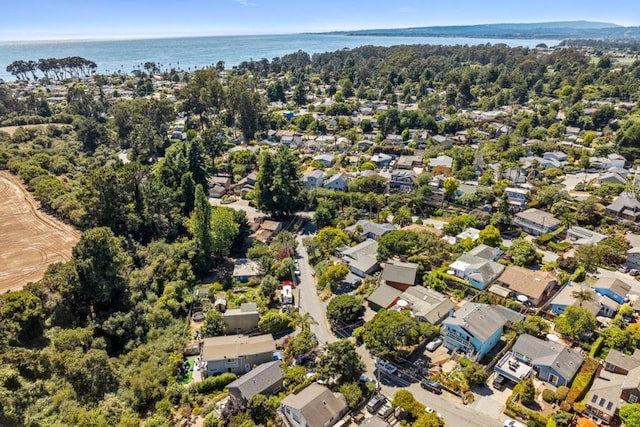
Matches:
[[630, 395, 638, 403], [599, 398, 606, 407], [549, 374, 559, 385], [607, 402, 613, 411], [591, 395, 598, 403]]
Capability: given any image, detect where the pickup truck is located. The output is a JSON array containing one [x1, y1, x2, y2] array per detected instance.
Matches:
[[375, 358, 398, 375]]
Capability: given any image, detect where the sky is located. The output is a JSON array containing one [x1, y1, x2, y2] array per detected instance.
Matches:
[[1, 0, 639, 41]]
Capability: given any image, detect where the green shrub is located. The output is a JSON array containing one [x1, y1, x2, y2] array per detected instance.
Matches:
[[542, 388, 556, 403], [555, 386, 569, 401], [566, 358, 598, 404], [191, 373, 237, 394], [589, 336, 604, 358]]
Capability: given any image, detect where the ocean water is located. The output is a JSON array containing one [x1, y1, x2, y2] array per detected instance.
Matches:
[[0, 33, 560, 81]]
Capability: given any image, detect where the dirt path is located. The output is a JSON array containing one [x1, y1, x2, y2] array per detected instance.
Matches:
[[0, 171, 81, 293]]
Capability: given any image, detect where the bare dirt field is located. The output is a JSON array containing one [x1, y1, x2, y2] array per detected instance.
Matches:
[[0, 171, 80, 293], [0, 123, 69, 137]]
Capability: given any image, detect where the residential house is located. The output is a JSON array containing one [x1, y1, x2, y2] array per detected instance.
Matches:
[[496, 266, 557, 307], [201, 334, 275, 376], [626, 246, 640, 269], [599, 171, 627, 186], [397, 154, 423, 170], [251, 219, 282, 244], [495, 334, 584, 387], [441, 303, 524, 360], [514, 208, 561, 236], [606, 193, 640, 222], [227, 360, 284, 403], [381, 261, 419, 291], [614, 351, 640, 405], [431, 135, 454, 149], [586, 350, 640, 424], [428, 155, 453, 172], [313, 154, 336, 168], [360, 417, 391, 427], [366, 283, 403, 311], [323, 173, 350, 191], [280, 383, 348, 427], [389, 286, 454, 324], [449, 245, 505, 291], [566, 226, 607, 245], [389, 170, 415, 191], [232, 258, 262, 283], [345, 220, 397, 240], [235, 171, 257, 196], [543, 151, 568, 166], [594, 277, 631, 305], [339, 239, 380, 277], [371, 152, 393, 168], [505, 187, 529, 211], [224, 303, 260, 334], [208, 176, 232, 198], [608, 153, 626, 169], [547, 283, 603, 317], [455, 227, 481, 244], [304, 170, 324, 190]]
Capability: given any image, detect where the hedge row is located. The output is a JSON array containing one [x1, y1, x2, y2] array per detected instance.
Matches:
[[567, 358, 598, 404]]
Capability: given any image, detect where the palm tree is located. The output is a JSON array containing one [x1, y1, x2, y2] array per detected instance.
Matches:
[[293, 312, 317, 331], [572, 289, 594, 307]]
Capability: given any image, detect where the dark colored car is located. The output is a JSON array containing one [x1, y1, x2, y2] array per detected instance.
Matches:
[[493, 374, 507, 390], [420, 379, 442, 394]]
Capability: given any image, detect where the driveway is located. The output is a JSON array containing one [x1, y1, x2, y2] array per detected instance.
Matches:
[[295, 234, 336, 346], [209, 197, 264, 221]]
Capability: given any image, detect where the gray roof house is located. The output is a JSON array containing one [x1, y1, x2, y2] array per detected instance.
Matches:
[[449, 251, 505, 291], [389, 286, 454, 324], [587, 349, 640, 424], [304, 170, 324, 190], [381, 260, 419, 290], [345, 220, 397, 240], [606, 193, 640, 222], [495, 334, 584, 387], [201, 334, 275, 377], [339, 239, 380, 277], [566, 226, 607, 245], [232, 258, 262, 283], [227, 360, 284, 403], [428, 155, 453, 170], [313, 153, 336, 168], [224, 303, 260, 334], [280, 383, 348, 427], [323, 172, 350, 191], [441, 303, 524, 360], [513, 208, 561, 236], [366, 283, 403, 310]]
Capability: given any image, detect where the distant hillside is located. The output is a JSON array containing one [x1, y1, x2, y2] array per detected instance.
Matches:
[[332, 21, 640, 40]]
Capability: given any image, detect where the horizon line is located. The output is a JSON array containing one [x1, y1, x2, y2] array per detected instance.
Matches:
[[0, 19, 633, 44]]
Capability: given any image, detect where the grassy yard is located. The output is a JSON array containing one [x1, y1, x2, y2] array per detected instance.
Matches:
[[181, 355, 197, 385]]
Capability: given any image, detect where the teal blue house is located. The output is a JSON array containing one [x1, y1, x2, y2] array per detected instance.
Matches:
[[441, 303, 523, 361]]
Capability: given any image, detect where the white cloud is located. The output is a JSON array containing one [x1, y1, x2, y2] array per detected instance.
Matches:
[[233, 0, 256, 6]]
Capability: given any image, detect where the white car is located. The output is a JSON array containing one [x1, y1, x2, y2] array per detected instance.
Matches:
[[426, 338, 443, 352], [375, 358, 398, 375], [504, 419, 526, 427]]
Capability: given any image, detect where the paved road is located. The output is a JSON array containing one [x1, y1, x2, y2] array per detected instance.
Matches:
[[295, 234, 336, 346], [294, 229, 503, 427]]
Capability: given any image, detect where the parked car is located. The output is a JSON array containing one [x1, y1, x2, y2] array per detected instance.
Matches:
[[375, 358, 398, 375], [310, 269, 315, 276], [420, 379, 442, 394], [504, 419, 526, 427], [294, 269, 300, 276], [366, 394, 386, 413], [618, 265, 630, 273], [378, 401, 394, 419], [277, 280, 296, 289], [359, 374, 378, 388], [426, 338, 443, 352], [630, 269, 639, 276], [492, 374, 507, 390]]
